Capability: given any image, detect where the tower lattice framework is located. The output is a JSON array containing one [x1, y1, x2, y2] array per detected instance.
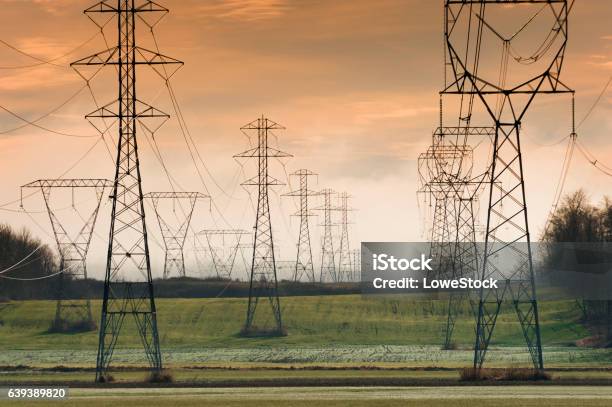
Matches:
[[234, 116, 291, 334], [71, 0, 183, 381], [419, 125, 493, 349], [443, 0, 573, 370], [21, 179, 113, 330], [199, 229, 249, 279], [336, 192, 354, 282], [283, 169, 319, 282], [316, 188, 338, 283], [145, 192, 209, 279]]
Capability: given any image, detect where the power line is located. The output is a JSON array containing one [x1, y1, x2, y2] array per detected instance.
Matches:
[[576, 141, 612, 177], [0, 104, 97, 138], [150, 29, 237, 202], [0, 34, 95, 69], [577, 75, 612, 129], [0, 136, 104, 210], [0, 244, 44, 274], [0, 84, 91, 136], [0, 262, 80, 281]]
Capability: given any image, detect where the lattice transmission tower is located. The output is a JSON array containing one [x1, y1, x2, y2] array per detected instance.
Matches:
[[282, 169, 320, 282], [336, 192, 354, 282], [71, 0, 183, 381], [418, 125, 493, 349], [315, 188, 338, 283], [144, 192, 209, 279], [199, 229, 249, 279], [234, 116, 292, 335], [443, 0, 573, 370], [418, 126, 472, 284], [21, 179, 113, 331]]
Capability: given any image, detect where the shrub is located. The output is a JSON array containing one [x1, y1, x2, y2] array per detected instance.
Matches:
[[97, 374, 115, 383], [147, 370, 174, 383], [460, 367, 551, 381], [48, 318, 97, 334], [239, 326, 288, 338], [502, 368, 551, 381], [442, 342, 458, 350]]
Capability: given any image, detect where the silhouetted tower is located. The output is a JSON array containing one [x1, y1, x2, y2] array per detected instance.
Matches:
[[418, 127, 469, 284], [71, 0, 183, 381], [443, 0, 573, 370], [145, 192, 209, 278], [336, 192, 354, 282], [199, 229, 249, 278], [419, 125, 493, 349], [234, 116, 291, 335], [21, 179, 113, 331], [283, 169, 320, 282], [442, 178, 485, 350], [316, 188, 338, 282]]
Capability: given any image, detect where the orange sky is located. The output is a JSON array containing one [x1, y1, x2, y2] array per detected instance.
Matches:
[[0, 0, 610, 279]]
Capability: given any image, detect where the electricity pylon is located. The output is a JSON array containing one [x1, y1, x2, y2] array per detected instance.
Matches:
[[234, 116, 292, 335], [419, 126, 477, 280], [443, 0, 573, 370], [71, 0, 183, 381], [199, 229, 249, 278], [419, 125, 493, 349], [144, 192, 209, 279], [315, 188, 338, 282], [21, 179, 112, 331], [336, 192, 354, 282], [282, 169, 320, 282]]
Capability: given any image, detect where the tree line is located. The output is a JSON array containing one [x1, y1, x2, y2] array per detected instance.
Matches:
[[0, 223, 57, 301], [542, 190, 612, 343]]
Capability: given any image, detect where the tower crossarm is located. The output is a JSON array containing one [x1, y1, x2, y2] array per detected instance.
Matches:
[[21, 179, 113, 190]]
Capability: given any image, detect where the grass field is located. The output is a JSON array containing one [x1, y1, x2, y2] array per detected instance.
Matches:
[[0, 295, 600, 368], [3, 387, 612, 407], [1, 295, 611, 404], [0, 295, 610, 385], [0, 295, 589, 348]]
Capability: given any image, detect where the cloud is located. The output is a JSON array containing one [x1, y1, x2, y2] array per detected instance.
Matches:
[[196, 0, 291, 22], [587, 60, 612, 70], [12, 36, 74, 59], [357, 104, 438, 124], [0, 0, 80, 15], [0, 66, 76, 91], [32, 0, 75, 14]]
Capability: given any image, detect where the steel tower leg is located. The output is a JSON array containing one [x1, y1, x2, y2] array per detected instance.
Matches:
[[474, 122, 543, 370]]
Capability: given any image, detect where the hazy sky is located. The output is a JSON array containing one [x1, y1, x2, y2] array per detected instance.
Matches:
[[0, 0, 610, 280]]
